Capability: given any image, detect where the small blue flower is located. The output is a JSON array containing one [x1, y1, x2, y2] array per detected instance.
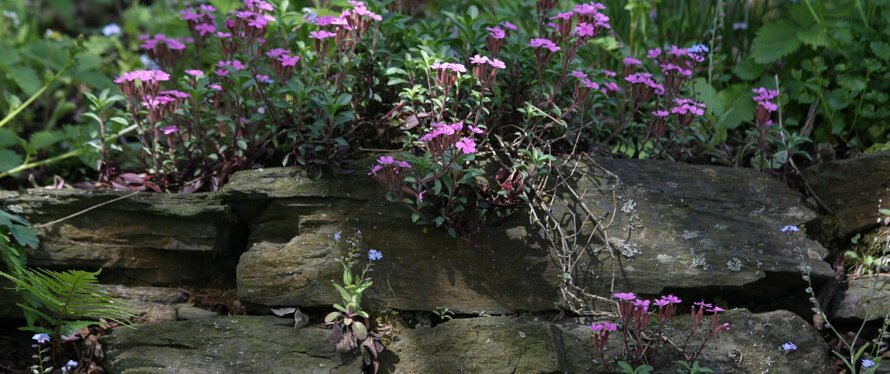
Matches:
[[781, 224, 800, 234], [32, 333, 50, 344], [862, 358, 875, 368], [781, 342, 797, 351], [689, 43, 709, 55], [66, 360, 78, 369], [368, 249, 383, 261], [333, 231, 342, 242], [102, 23, 121, 37]]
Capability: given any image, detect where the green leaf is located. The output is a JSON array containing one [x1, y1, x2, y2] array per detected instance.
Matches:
[[0, 149, 24, 171], [0, 128, 18, 147], [6, 65, 43, 96], [797, 26, 830, 48], [879, 209, 890, 216], [29, 131, 64, 150], [732, 59, 765, 81], [717, 84, 757, 130], [751, 20, 801, 64], [352, 321, 368, 340], [870, 41, 890, 61], [324, 311, 340, 323], [9, 224, 38, 248]]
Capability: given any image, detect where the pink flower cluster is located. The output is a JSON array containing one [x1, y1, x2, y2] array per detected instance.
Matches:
[[369, 155, 412, 193], [141, 34, 187, 68], [420, 122, 483, 156], [266, 48, 300, 80], [753, 87, 779, 127], [114, 69, 171, 99], [181, 5, 217, 38], [625, 72, 665, 102], [470, 55, 505, 89], [215, 60, 246, 77], [310, 1, 382, 59], [529, 37, 560, 52]]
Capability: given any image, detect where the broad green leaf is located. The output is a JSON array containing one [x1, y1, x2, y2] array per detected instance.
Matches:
[[751, 20, 801, 64], [797, 26, 830, 48], [6, 65, 42, 95], [0, 149, 24, 171], [732, 59, 765, 81], [0, 129, 17, 147], [29, 131, 64, 150]]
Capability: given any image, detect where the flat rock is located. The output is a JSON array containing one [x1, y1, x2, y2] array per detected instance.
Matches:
[[559, 309, 833, 373], [102, 311, 831, 374], [830, 276, 890, 321], [0, 189, 241, 286], [103, 316, 361, 374], [175, 304, 219, 320], [231, 158, 833, 313], [803, 152, 890, 239]]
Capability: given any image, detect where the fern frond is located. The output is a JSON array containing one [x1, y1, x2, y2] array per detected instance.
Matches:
[[0, 268, 135, 333]]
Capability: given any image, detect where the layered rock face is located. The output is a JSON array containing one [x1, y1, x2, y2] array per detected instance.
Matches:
[[6, 156, 877, 373]]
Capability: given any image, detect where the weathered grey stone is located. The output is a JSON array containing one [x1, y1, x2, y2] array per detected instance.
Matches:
[[175, 304, 219, 320], [558, 309, 832, 373], [103, 311, 829, 374], [104, 316, 362, 374], [830, 276, 890, 321], [0, 189, 241, 286], [397, 311, 830, 373], [231, 158, 833, 312], [803, 152, 890, 240], [387, 316, 561, 374]]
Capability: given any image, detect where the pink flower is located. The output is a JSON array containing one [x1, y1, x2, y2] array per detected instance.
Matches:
[[488, 58, 506, 70], [209, 84, 223, 91], [161, 125, 178, 135], [266, 48, 290, 58], [671, 98, 706, 116], [576, 22, 595, 37], [572, 70, 588, 79], [654, 299, 671, 307], [377, 155, 395, 165], [574, 2, 606, 15], [485, 26, 506, 40], [634, 299, 651, 311], [195, 23, 215, 36], [551, 11, 574, 21], [431, 62, 466, 73], [470, 55, 490, 65], [529, 38, 560, 52], [647, 48, 662, 59], [455, 137, 476, 154], [602, 82, 619, 93], [186, 69, 205, 77], [468, 126, 484, 134], [159, 90, 190, 99], [623, 57, 642, 66], [310, 30, 336, 40], [279, 54, 300, 67], [315, 15, 338, 26], [652, 110, 669, 118], [602, 69, 616, 77], [500, 21, 518, 31], [589, 321, 617, 332], [661, 294, 682, 304], [613, 292, 636, 301], [582, 78, 599, 89]]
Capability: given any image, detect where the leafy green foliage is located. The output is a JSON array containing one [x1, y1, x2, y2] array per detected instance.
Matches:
[[0, 268, 135, 336], [0, 208, 37, 275], [750, 20, 801, 64]]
